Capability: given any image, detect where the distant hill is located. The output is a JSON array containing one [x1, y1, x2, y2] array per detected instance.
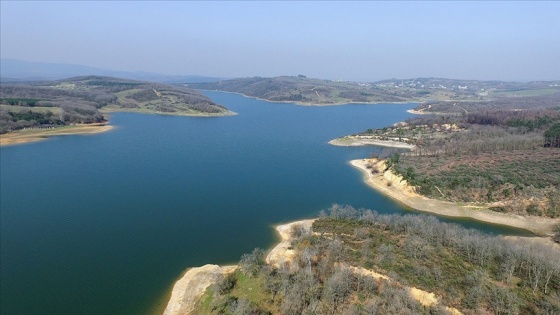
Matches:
[[0, 76, 230, 133], [0, 59, 225, 83], [189, 76, 560, 105]]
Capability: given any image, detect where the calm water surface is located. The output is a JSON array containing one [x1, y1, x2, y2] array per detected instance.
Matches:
[[0, 91, 532, 314]]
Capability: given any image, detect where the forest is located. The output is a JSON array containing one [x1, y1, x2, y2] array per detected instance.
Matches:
[[192, 205, 560, 315], [351, 98, 560, 218], [0, 76, 228, 134]]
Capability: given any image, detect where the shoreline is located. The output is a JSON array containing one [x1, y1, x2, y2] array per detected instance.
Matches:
[[406, 108, 461, 116], [161, 219, 314, 315], [328, 136, 416, 149], [100, 108, 237, 117], [0, 109, 237, 147], [0, 123, 113, 146], [200, 89, 420, 107], [350, 158, 560, 236], [265, 219, 316, 269]]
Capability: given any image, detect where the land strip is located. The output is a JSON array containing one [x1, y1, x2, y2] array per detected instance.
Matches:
[[0, 123, 112, 146], [350, 158, 560, 236]]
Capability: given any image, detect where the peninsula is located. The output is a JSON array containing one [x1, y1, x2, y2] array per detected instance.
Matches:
[[329, 91, 560, 237], [0, 76, 233, 146], [164, 206, 560, 314]]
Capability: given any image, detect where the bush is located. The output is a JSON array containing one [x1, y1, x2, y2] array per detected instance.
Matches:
[[553, 225, 560, 244], [214, 272, 236, 295]]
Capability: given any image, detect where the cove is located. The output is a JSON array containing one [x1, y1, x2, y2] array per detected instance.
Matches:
[[0, 91, 532, 315]]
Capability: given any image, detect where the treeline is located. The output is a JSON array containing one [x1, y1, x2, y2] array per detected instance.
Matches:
[[194, 205, 560, 315], [465, 108, 560, 131], [415, 93, 560, 114], [1, 83, 118, 108]]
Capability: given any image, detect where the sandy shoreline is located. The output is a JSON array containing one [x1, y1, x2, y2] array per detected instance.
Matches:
[[0, 123, 113, 146], [329, 137, 415, 149], [351, 158, 560, 236], [265, 219, 316, 269]]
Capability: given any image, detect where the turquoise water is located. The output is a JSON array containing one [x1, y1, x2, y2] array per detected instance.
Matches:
[[0, 91, 532, 314]]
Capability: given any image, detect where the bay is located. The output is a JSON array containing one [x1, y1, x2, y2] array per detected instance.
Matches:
[[0, 91, 532, 315]]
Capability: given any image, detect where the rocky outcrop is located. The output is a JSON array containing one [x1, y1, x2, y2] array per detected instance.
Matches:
[[163, 264, 237, 315]]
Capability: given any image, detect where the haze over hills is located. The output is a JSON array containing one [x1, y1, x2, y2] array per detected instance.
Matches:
[[189, 76, 560, 105], [0, 59, 225, 83]]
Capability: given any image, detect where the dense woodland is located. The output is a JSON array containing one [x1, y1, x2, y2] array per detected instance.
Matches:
[[0, 76, 227, 134], [193, 205, 560, 315]]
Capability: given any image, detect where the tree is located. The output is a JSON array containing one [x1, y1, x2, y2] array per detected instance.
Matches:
[[553, 224, 560, 244], [544, 123, 560, 147], [239, 248, 265, 277]]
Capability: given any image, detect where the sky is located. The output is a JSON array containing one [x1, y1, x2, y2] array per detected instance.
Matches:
[[1, 1, 559, 82]]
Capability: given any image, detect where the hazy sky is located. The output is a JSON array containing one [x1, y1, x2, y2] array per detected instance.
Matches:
[[1, 1, 559, 81]]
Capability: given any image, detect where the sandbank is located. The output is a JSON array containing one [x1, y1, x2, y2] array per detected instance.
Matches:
[[0, 123, 113, 146], [351, 158, 560, 236], [329, 137, 415, 149]]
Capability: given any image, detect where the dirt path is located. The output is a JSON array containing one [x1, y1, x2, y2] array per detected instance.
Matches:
[[340, 260, 462, 313], [351, 158, 560, 236]]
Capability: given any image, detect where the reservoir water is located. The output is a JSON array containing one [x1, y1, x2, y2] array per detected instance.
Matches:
[[0, 91, 532, 314]]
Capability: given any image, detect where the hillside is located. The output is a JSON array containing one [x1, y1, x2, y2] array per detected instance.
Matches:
[[0, 59, 225, 83], [0, 76, 230, 134], [189, 206, 560, 315], [188, 76, 560, 105], [412, 93, 560, 115]]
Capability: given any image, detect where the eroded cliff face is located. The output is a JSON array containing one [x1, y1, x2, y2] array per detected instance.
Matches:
[[367, 158, 418, 197]]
